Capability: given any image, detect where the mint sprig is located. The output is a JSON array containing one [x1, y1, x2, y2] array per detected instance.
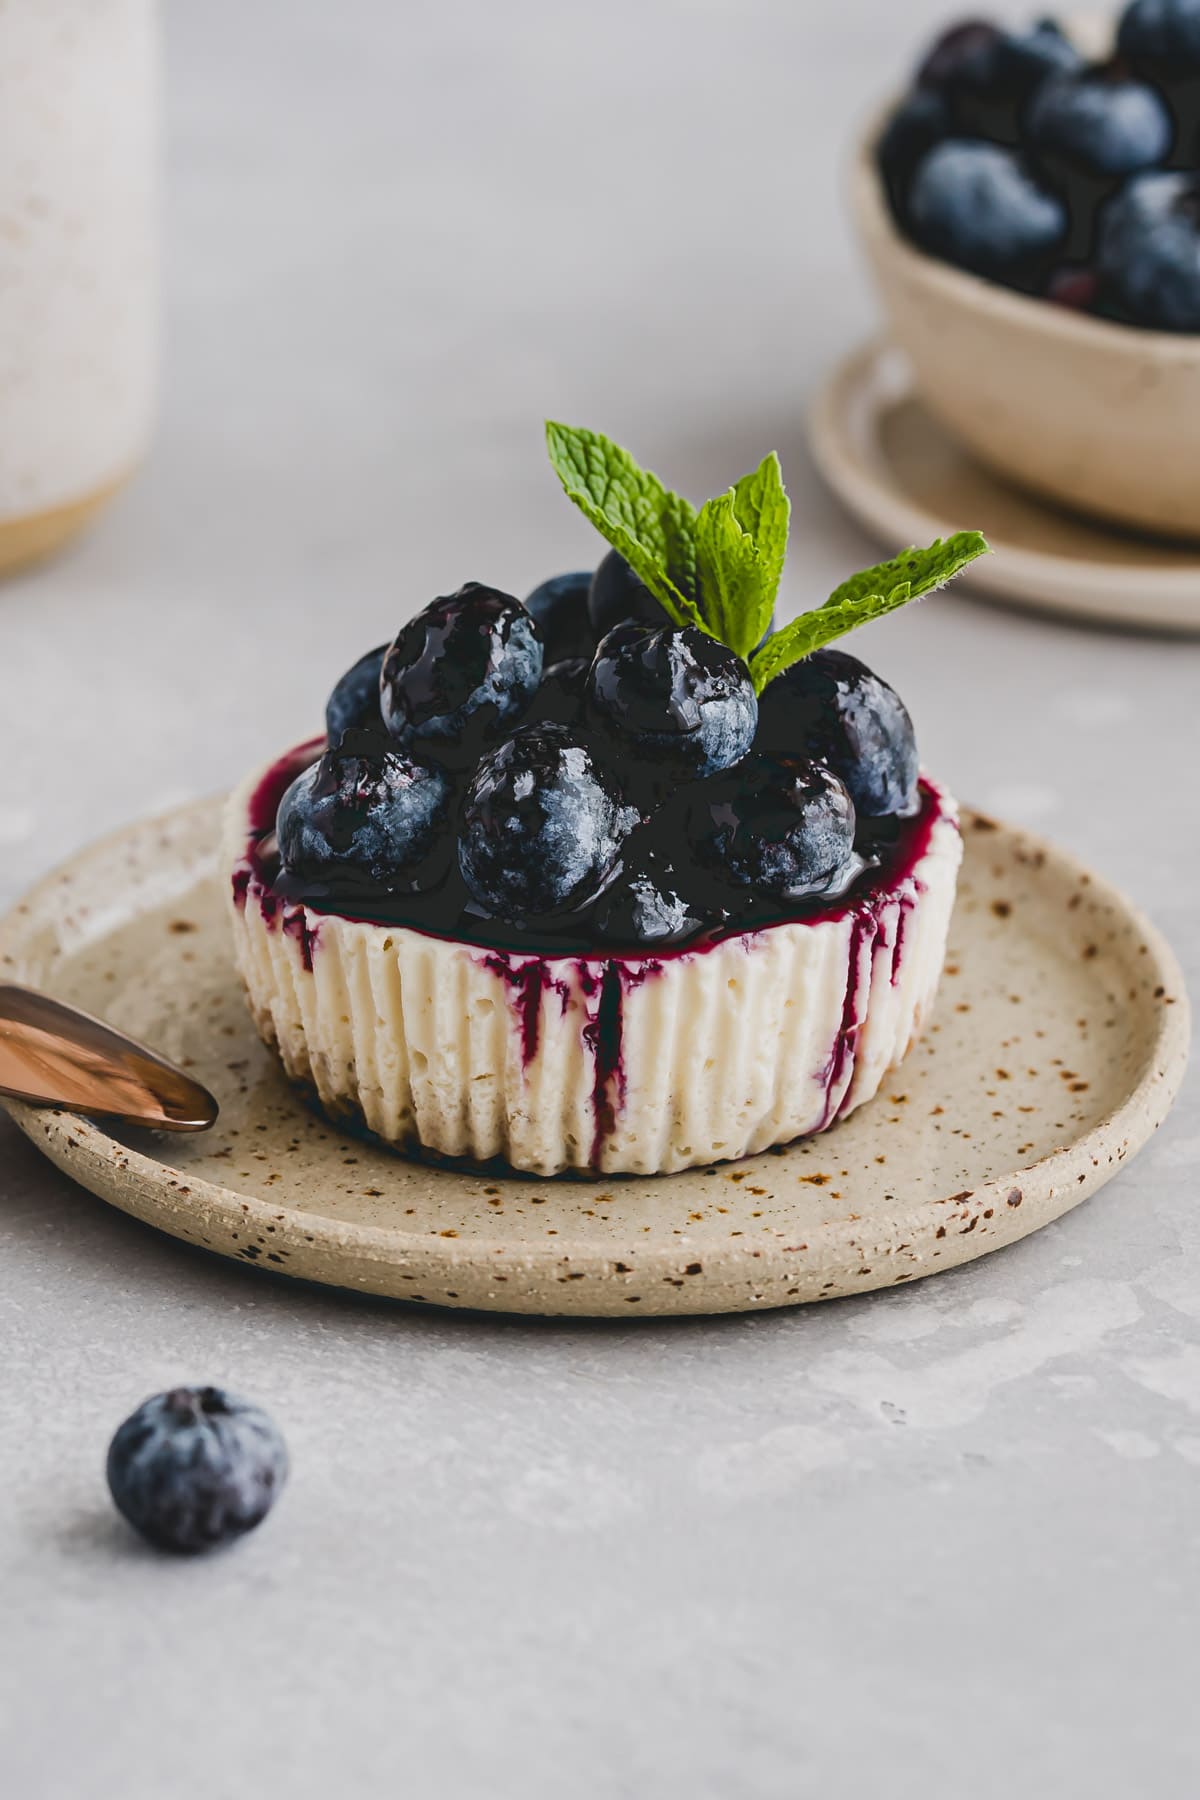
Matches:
[[747, 532, 990, 693], [545, 422, 989, 690]]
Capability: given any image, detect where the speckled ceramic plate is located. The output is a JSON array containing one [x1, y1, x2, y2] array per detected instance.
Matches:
[[810, 341, 1200, 634], [0, 797, 1188, 1316]]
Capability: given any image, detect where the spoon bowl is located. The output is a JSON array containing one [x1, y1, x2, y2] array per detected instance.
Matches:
[[0, 983, 218, 1131]]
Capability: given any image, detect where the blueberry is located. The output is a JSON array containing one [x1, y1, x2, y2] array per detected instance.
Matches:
[[106, 1387, 287, 1554], [325, 643, 386, 744], [458, 723, 638, 924], [277, 728, 454, 893], [380, 582, 543, 767], [588, 549, 669, 639], [993, 20, 1084, 92], [525, 655, 590, 729], [592, 839, 709, 948], [1097, 170, 1200, 329], [916, 18, 1004, 93], [908, 140, 1067, 281], [1118, 0, 1200, 66], [692, 757, 857, 903], [524, 571, 595, 664], [587, 622, 758, 797], [1025, 70, 1173, 178], [916, 18, 1082, 143], [754, 648, 919, 819], [878, 89, 953, 222]]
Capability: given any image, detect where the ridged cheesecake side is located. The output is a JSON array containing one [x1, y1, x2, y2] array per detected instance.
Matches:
[[223, 751, 961, 1177]]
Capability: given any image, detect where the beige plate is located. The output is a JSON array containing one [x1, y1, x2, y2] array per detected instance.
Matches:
[[0, 797, 1188, 1317], [810, 341, 1200, 635]]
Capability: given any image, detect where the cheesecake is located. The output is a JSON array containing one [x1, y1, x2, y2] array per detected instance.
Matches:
[[224, 424, 984, 1177]]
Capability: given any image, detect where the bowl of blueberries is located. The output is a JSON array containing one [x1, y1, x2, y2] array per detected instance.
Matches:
[[858, 3, 1200, 541]]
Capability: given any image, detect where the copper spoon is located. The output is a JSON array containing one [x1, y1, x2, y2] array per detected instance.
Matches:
[[0, 983, 218, 1131]]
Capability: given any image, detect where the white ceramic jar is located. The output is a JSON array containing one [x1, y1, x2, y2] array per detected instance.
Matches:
[[0, 0, 159, 573]]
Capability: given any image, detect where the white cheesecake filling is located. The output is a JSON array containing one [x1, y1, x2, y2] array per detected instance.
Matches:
[[223, 747, 962, 1177]]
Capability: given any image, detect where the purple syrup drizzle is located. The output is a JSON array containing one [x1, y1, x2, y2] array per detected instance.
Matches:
[[237, 739, 953, 1162], [480, 954, 572, 1066]]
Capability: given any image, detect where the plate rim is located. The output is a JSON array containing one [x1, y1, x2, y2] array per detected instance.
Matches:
[[0, 795, 1191, 1315], [809, 338, 1200, 633]]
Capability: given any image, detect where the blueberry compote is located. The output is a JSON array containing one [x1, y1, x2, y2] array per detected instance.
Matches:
[[242, 578, 937, 958]]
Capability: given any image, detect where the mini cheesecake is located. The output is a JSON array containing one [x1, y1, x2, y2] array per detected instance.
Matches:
[[225, 740, 961, 1177], [222, 428, 984, 1180]]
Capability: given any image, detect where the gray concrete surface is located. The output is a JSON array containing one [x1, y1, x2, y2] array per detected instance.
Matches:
[[2, 2, 1198, 1795]]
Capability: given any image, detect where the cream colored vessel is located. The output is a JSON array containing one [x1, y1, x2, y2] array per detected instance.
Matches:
[[224, 745, 962, 1177], [0, 0, 159, 572]]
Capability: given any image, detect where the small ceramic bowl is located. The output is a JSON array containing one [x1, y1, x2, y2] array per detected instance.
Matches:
[[852, 119, 1200, 542]]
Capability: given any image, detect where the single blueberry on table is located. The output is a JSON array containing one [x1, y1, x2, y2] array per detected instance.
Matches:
[[458, 723, 638, 924], [524, 655, 590, 729], [277, 728, 454, 893], [908, 140, 1067, 281], [380, 582, 543, 768], [587, 549, 670, 639], [754, 647, 919, 819], [1097, 170, 1200, 329], [325, 643, 386, 744], [524, 570, 595, 664], [691, 756, 858, 903], [106, 1387, 288, 1554], [587, 622, 758, 797], [1025, 70, 1173, 178]]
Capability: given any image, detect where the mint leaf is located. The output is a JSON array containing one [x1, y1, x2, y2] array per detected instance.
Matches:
[[545, 421, 704, 632], [748, 531, 989, 695], [732, 451, 790, 602], [695, 493, 764, 657], [693, 453, 790, 658]]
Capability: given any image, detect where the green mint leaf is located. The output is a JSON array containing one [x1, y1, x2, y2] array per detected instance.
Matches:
[[695, 492, 765, 658], [731, 451, 790, 602], [748, 530, 989, 695], [545, 421, 704, 631], [694, 453, 790, 659]]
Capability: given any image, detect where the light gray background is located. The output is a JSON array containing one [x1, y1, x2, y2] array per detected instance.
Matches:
[[2, 2, 1198, 1795]]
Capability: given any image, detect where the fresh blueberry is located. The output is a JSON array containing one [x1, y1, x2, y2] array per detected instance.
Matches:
[[691, 756, 857, 903], [592, 839, 709, 948], [992, 19, 1084, 92], [587, 622, 758, 798], [878, 89, 953, 222], [754, 648, 919, 819], [1025, 69, 1173, 178], [106, 1387, 288, 1554], [1118, 0, 1200, 65], [277, 728, 454, 893], [325, 643, 386, 744], [915, 18, 1004, 93], [380, 582, 543, 767], [1118, 2, 1200, 165], [908, 140, 1067, 281], [458, 723, 638, 923], [587, 549, 669, 638], [525, 655, 590, 729], [1097, 170, 1200, 329], [916, 18, 1082, 143], [524, 571, 595, 664]]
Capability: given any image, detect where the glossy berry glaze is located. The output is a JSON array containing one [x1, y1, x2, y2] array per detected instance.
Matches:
[[232, 739, 953, 1164]]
